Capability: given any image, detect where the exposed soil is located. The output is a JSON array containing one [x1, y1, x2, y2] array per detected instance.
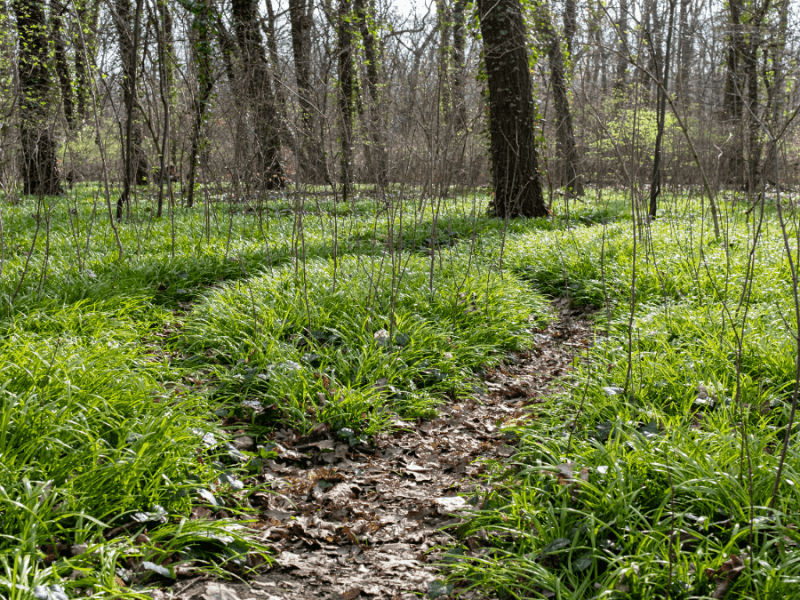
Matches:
[[153, 302, 594, 600]]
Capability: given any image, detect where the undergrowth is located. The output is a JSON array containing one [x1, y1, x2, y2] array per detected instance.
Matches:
[[443, 191, 800, 599], [0, 184, 551, 598], [2, 184, 798, 599]]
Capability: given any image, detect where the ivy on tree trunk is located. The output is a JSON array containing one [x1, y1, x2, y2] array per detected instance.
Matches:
[[477, 0, 547, 218]]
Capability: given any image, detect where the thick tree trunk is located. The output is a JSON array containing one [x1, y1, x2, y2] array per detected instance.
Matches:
[[13, 0, 61, 196], [337, 0, 354, 202], [50, 0, 74, 129], [536, 4, 583, 196], [563, 0, 577, 65], [477, 0, 547, 218], [231, 0, 285, 190], [354, 0, 388, 186], [289, 0, 326, 183], [721, 0, 746, 187]]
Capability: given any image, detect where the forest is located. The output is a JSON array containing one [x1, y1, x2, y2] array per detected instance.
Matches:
[[1, 0, 799, 598]]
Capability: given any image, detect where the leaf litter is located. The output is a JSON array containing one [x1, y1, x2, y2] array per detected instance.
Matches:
[[150, 305, 593, 600]]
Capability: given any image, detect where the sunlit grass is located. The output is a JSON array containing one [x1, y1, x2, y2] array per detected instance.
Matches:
[[442, 191, 800, 599]]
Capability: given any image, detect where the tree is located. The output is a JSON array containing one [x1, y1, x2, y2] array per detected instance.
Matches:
[[648, 0, 677, 218], [354, 0, 388, 186], [178, 0, 214, 208], [289, 0, 326, 183], [12, 0, 61, 196], [336, 0, 354, 201], [534, 2, 583, 196], [50, 0, 74, 129], [450, 0, 468, 131], [613, 0, 629, 95], [231, 0, 285, 190], [73, 0, 99, 122], [477, 0, 547, 218], [112, 0, 148, 221], [263, 0, 295, 152]]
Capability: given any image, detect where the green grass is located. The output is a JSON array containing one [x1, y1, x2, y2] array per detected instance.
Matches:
[[0, 184, 554, 598], [2, 183, 799, 599], [440, 191, 800, 599]]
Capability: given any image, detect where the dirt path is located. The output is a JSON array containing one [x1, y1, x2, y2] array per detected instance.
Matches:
[[156, 304, 593, 600]]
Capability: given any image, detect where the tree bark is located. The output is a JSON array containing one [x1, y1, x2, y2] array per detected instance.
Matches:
[[477, 0, 547, 218], [12, 0, 61, 196], [289, 0, 326, 183], [648, 0, 677, 218], [337, 0, 354, 202], [264, 0, 296, 153], [231, 0, 285, 190], [436, 0, 452, 123], [613, 0, 629, 96], [563, 0, 577, 66], [676, 0, 693, 101], [535, 3, 583, 196], [178, 0, 214, 208], [156, 0, 177, 166], [721, 0, 746, 187]]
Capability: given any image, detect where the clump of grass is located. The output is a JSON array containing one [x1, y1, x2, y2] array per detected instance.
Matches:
[[182, 254, 551, 435]]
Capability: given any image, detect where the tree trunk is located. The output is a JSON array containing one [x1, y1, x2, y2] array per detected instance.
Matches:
[[179, 0, 213, 208], [676, 0, 692, 101], [264, 0, 296, 153], [450, 0, 468, 131], [721, 0, 746, 187], [157, 0, 177, 167], [337, 0, 354, 202], [436, 0, 452, 123], [50, 0, 74, 129], [152, 0, 172, 217], [73, 0, 99, 122], [354, 0, 388, 186], [477, 0, 547, 218], [231, 0, 285, 190], [613, 0, 629, 96], [648, 0, 677, 218], [563, 0, 577, 66], [289, 0, 326, 183], [764, 0, 789, 186], [536, 3, 583, 196], [113, 0, 148, 222], [13, 0, 61, 196]]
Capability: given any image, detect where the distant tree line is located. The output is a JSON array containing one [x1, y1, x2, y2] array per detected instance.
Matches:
[[3, 0, 798, 218]]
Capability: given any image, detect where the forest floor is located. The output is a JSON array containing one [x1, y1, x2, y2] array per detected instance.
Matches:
[[151, 303, 593, 600], [3, 186, 800, 600]]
